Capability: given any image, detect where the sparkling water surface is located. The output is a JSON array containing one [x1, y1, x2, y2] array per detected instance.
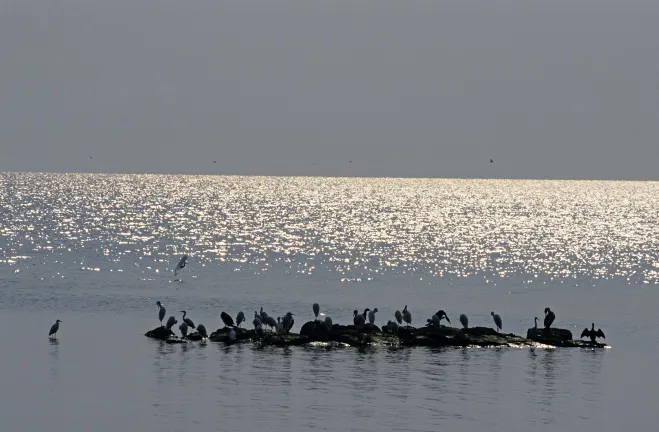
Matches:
[[1, 173, 658, 431]]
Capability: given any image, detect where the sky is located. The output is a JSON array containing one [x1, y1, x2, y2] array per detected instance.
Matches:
[[1, 0, 658, 180]]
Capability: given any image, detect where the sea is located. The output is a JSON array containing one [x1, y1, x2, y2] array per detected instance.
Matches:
[[1, 172, 658, 432]]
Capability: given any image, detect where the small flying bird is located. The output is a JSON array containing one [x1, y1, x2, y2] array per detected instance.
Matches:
[[236, 311, 245, 327], [313, 303, 320, 320], [179, 322, 188, 338], [581, 323, 605, 342], [368, 308, 378, 324], [394, 310, 403, 325], [49, 319, 62, 339], [181, 311, 195, 329], [459, 314, 469, 329], [491, 311, 502, 332], [402, 305, 412, 327], [544, 308, 555, 329], [220, 312, 234, 328], [157, 301, 166, 326], [197, 324, 208, 338], [166, 315, 177, 330], [174, 254, 188, 276]]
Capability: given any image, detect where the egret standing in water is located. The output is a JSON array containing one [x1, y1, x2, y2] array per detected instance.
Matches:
[[181, 311, 196, 329], [368, 308, 378, 325], [174, 254, 188, 276], [157, 301, 166, 327], [236, 311, 245, 327], [544, 308, 555, 330], [402, 305, 412, 328], [491, 311, 502, 332], [459, 314, 469, 329], [313, 303, 320, 320], [394, 310, 403, 325], [179, 322, 188, 338], [48, 319, 62, 339]]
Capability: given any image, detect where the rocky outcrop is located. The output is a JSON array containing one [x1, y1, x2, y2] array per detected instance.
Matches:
[[209, 327, 255, 343], [145, 326, 176, 341], [526, 327, 573, 344]]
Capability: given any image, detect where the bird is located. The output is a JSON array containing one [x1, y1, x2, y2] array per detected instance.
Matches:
[[490, 159, 494, 163], [282, 312, 295, 333], [431, 314, 440, 327], [353, 310, 366, 328], [387, 320, 399, 334], [197, 324, 208, 338], [459, 314, 469, 329], [324, 316, 333, 331], [253, 312, 262, 329], [581, 323, 605, 342], [394, 310, 403, 325], [313, 303, 320, 320], [544, 308, 555, 330], [260, 307, 269, 322], [264, 316, 278, 332], [166, 315, 177, 330], [157, 301, 166, 326], [362, 308, 371, 320], [533, 317, 539, 330], [220, 312, 234, 328], [276, 317, 283, 333], [180, 311, 196, 329], [174, 254, 188, 276], [179, 322, 188, 338], [255, 324, 264, 337], [427, 310, 450, 326], [368, 308, 378, 324], [236, 311, 245, 327], [228, 328, 236, 342], [402, 305, 412, 327], [48, 319, 62, 339], [491, 311, 502, 332]]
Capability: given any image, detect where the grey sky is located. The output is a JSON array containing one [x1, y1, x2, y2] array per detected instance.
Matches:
[[1, 0, 657, 180]]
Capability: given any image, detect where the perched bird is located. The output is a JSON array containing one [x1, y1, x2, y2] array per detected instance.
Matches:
[[427, 310, 450, 326], [431, 314, 441, 327], [259, 307, 269, 322], [236, 311, 245, 328], [394, 310, 403, 325], [313, 303, 320, 320], [220, 312, 234, 328], [197, 324, 208, 338], [166, 316, 177, 330], [581, 323, 605, 342], [491, 311, 502, 332], [459, 314, 469, 329], [276, 317, 283, 333], [179, 322, 188, 338], [353, 310, 366, 328], [533, 317, 539, 330], [282, 312, 295, 333], [174, 254, 188, 276], [324, 316, 333, 331], [402, 305, 412, 327], [362, 308, 371, 319], [387, 320, 399, 334], [157, 301, 166, 326], [181, 311, 195, 329], [253, 312, 262, 329], [544, 308, 555, 330], [228, 328, 236, 342], [368, 308, 378, 325], [264, 316, 278, 332], [49, 319, 62, 339], [255, 324, 264, 337]]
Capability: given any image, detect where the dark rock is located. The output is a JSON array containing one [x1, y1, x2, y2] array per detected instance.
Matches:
[[145, 326, 176, 341], [526, 327, 573, 343], [209, 327, 255, 343]]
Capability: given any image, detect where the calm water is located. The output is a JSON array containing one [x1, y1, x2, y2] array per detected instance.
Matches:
[[1, 173, 658, 431]]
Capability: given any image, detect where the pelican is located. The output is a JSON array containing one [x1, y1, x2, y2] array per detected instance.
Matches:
[[459, 314, 469, 329], [313, 303, 320, 320], [581, 323, 605, 342], [174, 254, 188, 276], [544, 308, 555, 329], [228, 328, 236, 342], [282, 312, 295, 333], [394, 310, 403, 325], [402, 305, 411, 327], [220, 312, 234, 328], [166, 315, 177, 330], [180, 311, 196, 329], [324, 316, 333, 331], [197, 324, 208, 338], [353, 310, 366, 328], [48, 319, 62, 339], [368, 308, 378, 324], [179, 322, 188, 338], [236, 311, 245, 327], [157, 301, 166, 326], [491, 311, 502, 332]]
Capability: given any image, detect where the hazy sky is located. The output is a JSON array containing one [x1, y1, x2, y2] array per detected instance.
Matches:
[[1, 0, 658, 179]]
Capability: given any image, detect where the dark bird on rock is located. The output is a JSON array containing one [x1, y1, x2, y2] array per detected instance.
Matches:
[[581, 323, 605, 342], [544, 308, 555, 329], [181, 311, 196, 329], [220, 312, 234, 328]]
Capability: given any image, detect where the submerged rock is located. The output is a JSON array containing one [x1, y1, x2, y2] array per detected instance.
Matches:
[[145, 326, 176, 341]]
